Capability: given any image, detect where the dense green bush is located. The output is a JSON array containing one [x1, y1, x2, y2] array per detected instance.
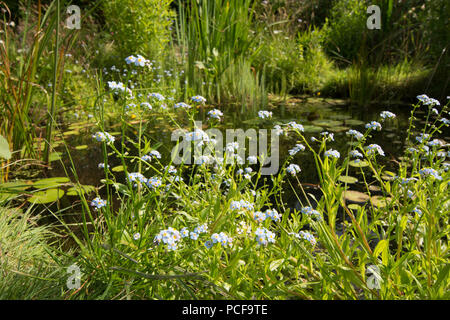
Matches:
[[101, 0, 175, 60], [322, 0, 368, 64], [253, 28, 334, 95]]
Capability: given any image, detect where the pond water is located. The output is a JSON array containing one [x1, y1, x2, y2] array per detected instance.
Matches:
[[4, 96, 448, 226], [43, 98, 432, 211]]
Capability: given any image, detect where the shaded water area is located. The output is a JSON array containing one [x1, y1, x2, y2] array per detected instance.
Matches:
[[5, 97, 448, 230]]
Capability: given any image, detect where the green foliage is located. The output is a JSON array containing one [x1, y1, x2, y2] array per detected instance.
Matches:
[[101, 0, 175, 60], [322, 0, 368, 64], [0, 206, 67, 299], [176, 0, 262, 105]]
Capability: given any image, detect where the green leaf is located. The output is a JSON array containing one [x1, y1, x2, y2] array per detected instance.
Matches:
[[0, 135, 12, 160], [374, 239, 388, 259], [269, 259, 284, 271]]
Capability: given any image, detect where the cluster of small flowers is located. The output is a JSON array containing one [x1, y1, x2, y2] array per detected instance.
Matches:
[[230, 200, 254, 212], [346, 129, 364, 141], [415, 133, 430, 144], [181, 223, 208, 241], [301, 206, 322, 221], [174, 102, 191, 109], [125, 55, 150, 67], [225, 142, 240, 153], [90, 197, 107, 210], [205, 232, 233, 248], [297, 231, 316, 246], [147, 176, 163, 189], [252, 208, 281, 223], [380, 111, 396, 120], [349, 150, 363, 158], [440, 118, 450, 125], [365, 144, 385, 156], [396, 177, 418, 186], [289, 143, 305, 156], [128, 172, 147, 186], [208, 109, 223, 120], [92, 131, 115, 144], [127, 172, 163, 189], [107, 81, 132, 96], [419, 168, 442, 180], [236, 167, 253, 180], [286, 164, 301, 176], [149, 93, 165, 101], [324, 149, 340, 159], [247, 155, 258, 164], [98, 162, 110, 169], [427, 139, 442, 147], [365, 121, 382, 131], [154, 227, 181, 250], [254, 227, 276, 246], [165, 165, 177, 174], [273, 125, 284, 136], [258, 110, 272, 119], [185, 129, 210, 142], [320, 131, 334, 141], [141, 150, 162, 162], [191, 95, 206, 104], [287, 121, 304, 132], [417, 94, 440, 106], [236, 221, 252, 235], [140, 102, 152, 110]]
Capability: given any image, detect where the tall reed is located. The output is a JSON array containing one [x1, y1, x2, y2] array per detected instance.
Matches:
[[175, 0, 264, 106]]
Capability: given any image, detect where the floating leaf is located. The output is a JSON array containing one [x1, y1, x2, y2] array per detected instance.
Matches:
[[370, 196, 392, 208], [329, 126, 350, 133], [33, 177, 70, 189], [311, 119, 343, 127], [302, 125, 324, 133], [0, 180, 32, 202], [344, 119, 365, 126], [28, 188, 64, 204], [343, 190, 370, 203], [66, 184, 96, 196], [338, 175, 358, 184], [347, 204, 361, 210], [349, 160, 369, 168]]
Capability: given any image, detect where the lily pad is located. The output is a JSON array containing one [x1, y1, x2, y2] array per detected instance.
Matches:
[[28, 188, 65, 204], [329, 126, 350, 133], [329, 114, 352, 120], [347, 204, 361, 211], [349, 160, 369, 168], [343, 119, 365, 126], [302, 125, 324, 133], [338, 175, 358, 184], [66, 184, 96, 196], [343, 190, 370, 204], [370, 196, 392, 208], [312, 119, 343, 127], [0, 180, 32, 202], [33, 177, 70, 189]]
